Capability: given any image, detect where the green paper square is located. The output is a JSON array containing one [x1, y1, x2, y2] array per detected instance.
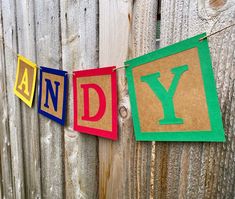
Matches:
[[125, 33, 225, 142]]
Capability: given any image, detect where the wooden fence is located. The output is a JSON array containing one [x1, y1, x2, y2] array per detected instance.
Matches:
[[0, 0, 234, 198]]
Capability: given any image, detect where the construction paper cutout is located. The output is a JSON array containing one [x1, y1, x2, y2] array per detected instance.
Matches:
[[73, 67, 118, 140], [14, 55, 37, 107], [125, 33, 225, 142], [38, 66, 68, 125]]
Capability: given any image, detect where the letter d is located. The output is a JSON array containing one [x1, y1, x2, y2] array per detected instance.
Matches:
[[81, 84, 106, 121]]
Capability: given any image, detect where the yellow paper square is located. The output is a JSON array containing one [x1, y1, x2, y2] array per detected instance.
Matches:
[[14, 55, 37, 107]]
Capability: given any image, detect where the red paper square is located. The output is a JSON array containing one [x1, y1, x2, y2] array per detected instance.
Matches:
[[73, 67, 118, 140]]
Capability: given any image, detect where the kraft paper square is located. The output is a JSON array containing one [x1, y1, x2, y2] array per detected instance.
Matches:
[[14, 55, 37, 107], [125, 33, 225, 142], [38, 66, 68, 125], [73, 67, 118, 140]]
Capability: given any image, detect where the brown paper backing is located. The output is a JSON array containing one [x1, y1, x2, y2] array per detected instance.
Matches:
[[133, 47, 211, 132], [40, 73, 65, 119], [16, 61, 35, 101], [76, 75, 112, 132]]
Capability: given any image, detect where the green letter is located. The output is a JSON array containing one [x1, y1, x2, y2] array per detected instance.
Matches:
[[141, 65, 188, 125]]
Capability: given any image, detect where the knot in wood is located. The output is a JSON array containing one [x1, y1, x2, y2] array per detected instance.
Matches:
[[119, 106, 128, 119], [209, 0, 226, 9]]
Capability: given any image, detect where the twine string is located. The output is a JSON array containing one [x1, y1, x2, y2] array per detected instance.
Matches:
[[113, 64, 130, 71], [199, 22, 235, 41]]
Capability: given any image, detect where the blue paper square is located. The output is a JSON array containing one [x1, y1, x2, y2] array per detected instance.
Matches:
[[38, 66, 68, 125]]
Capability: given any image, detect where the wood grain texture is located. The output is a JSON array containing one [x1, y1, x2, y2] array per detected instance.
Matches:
[[0, 1, 14, 198], [156, 0, 235, 198], [60, 0, 99, 198], [99, 0, 157, 198], [15, 0, 42, 198], [0, 162, 1, 198], [98, 1, 133, 198], [130, 1, 158, 199], [1, 0, 26, 198], [34, 0, 64, 198]]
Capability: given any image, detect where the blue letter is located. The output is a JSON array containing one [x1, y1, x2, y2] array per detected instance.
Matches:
[[44, 79, 60, 111]]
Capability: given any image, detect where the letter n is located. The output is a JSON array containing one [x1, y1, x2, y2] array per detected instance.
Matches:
[[44, 79, 60, 111]]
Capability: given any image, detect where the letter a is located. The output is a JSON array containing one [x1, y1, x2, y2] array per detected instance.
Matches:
[[141, 65, 188, 125], [44, 79, 60, 111], [81, 84, 106, 121], [18, 68, 30, 95]]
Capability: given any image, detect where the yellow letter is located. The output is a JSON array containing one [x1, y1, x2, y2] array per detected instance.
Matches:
[[18, 68, 30, 95]]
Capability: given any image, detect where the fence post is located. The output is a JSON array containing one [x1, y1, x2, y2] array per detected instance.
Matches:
[[99, 1, 158, 198], [60, 0, 99, 198]]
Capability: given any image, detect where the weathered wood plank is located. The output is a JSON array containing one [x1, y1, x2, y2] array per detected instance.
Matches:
[[15, 0, 41, 198], [99, 0, 157, 198], [207, 7, 235, 198], [156, 0, 235, 198], [98, 0, 133, 198], [0, 2, 14, 198], [0, 164, 1, 198], [34, 0, 64, 198], [60, 0, 99, 198], [1, 0, 26, 198], [130, 1, 158, 199]]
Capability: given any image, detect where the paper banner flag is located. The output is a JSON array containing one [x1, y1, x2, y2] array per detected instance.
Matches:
[[73, 67, 118, 140], [14, 55, 37, 107], [38, 67, 68, 125], [125, 33, 225, 142]]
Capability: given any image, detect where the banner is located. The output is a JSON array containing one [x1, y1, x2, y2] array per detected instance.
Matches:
[[125, 33, 225, 141], [73, 67, 118, 140], [14, 55, 37, 107], [13, 33, 225, 142], [38, 66, 68, 125]]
